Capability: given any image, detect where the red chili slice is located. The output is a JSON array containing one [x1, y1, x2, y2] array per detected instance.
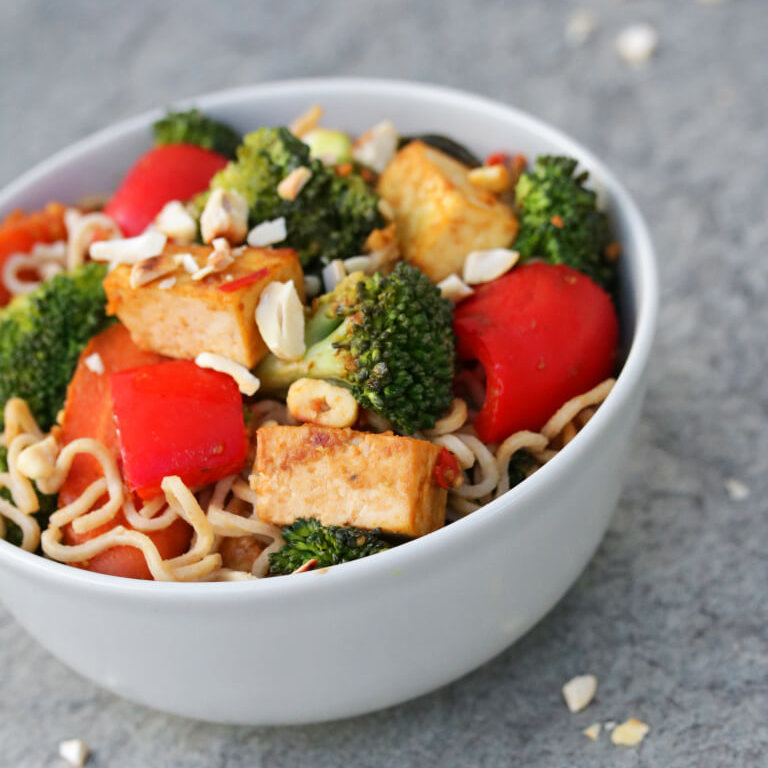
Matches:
[[217, 267, 271, 293], [433, 447, 461, 489]]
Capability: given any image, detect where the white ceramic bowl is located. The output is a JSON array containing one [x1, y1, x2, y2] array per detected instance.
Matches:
[[0, 79, 657, 725]]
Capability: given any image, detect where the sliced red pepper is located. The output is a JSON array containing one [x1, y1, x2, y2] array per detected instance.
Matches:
[[433, 447, 461, 489], [218, 267, 270, 293], [110, 360, 247, 500], [485, 151, 511, 167], [103, 143, 228, 237], [453, 263, 618, 443]]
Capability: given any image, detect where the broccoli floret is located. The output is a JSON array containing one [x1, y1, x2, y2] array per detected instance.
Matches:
[[507, 449, 537, 490], [514, 155, 614, 287], [201, 127, 384, 268], [269, 517, 389, 575], [256, 262, 455, 434], [153, 108, 242, 159], [0, 262, 112, 432], [0, 446, 56, 549]]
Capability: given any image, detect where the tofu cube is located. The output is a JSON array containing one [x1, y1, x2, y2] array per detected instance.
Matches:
[[104, 244, 303, 368], [254, 425, 448, 537], [377, 141, 519, 282]]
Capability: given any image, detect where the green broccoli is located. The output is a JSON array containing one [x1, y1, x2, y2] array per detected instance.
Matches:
[[506, 449, 537, 490], [0, 262, 112, 432], [153, 108, 242, 159], [200, 126, 384, 268], [0, 446, 56, 549], [256, 262, 455, 434], [268, 517, 389, 575], [514, 155, 614, 287]]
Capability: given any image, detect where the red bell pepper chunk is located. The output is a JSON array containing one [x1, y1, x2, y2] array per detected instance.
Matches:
[[59, 324, 192, 580], [453, 263, 618, 443], [103, 143, 229, 236], [110, 359, 247, 500]]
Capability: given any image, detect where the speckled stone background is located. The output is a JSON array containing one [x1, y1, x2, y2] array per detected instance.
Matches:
[[1, 1, 766, 766]]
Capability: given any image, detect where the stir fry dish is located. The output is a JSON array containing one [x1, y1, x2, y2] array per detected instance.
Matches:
[[0, 106, 620, 581]]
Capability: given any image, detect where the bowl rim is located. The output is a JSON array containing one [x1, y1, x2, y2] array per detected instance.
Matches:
[[0, 76, 658, 599]]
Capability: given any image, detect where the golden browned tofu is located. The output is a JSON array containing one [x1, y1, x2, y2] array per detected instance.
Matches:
[[104, 244, 303, 367], [254, 424, 447, 537], [378, 141, 519, 282]]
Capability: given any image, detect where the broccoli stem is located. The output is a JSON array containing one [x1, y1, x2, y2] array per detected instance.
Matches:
[[256, 320, 353, 392]]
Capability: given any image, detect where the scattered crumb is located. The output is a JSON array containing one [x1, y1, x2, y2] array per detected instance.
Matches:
[[83, 352, 104, 376], [157, 276, 177, 290], [583, 722, 602, 741], [611, 718, 650, 747], [615, 23, 658, 65], [562, 674, 598, 713], [725, 478, 750, 501], [604, 720, 617, 731], [565, 10, 598, 47], [59, 738, 90, 766]]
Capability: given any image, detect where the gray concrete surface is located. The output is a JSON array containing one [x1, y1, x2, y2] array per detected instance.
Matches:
[[1, 1, 766, 765]]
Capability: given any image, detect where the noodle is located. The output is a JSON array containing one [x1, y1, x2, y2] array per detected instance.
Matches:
[[541, 379, 615, 440], [428, 379, 616, 511], [0, 496, 40, 552], [449, 435, 500, 499], [122, 496, 179, 532], [494, 431, 549, 497], [424, 398, 468, 437], [0, 372, 615, 580]]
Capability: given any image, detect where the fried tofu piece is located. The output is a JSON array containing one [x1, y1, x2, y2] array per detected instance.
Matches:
[[254, 424, 448, 537], [377, 141, 518, 282], [104, 244, 303, 368]]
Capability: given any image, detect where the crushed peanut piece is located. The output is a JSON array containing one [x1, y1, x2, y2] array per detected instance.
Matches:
[[437, 274, 474, 303], [468, 164, 511, 193], [255, 280, 306, 361], [90, 230, 166, 267], [583, 723, 602, 741], [725, 478, 750, 501], [175, 252, 200, 274], [611, 718, 650, 747], [195, 352, 260, 396], [290, 104, 323, 138], [191, 265, 216, 281], [352, 121, 398, 173], [208, 239, 235, 271], [321, 259, 346, 292], [129, 252, 177, 289], [463, 248, 519, 284], [200, 187, 249, 245], [157, 276, 176, 290], [154, 200, 197, 242], [343, 255, 372, 274], [616, 23, 658, 65], [277, 166, 313, 201], [58, 738, 90, 767], [562, 674, 598, 713], [247, 217, 287, 247], [287, 378, 359, 428]]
